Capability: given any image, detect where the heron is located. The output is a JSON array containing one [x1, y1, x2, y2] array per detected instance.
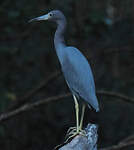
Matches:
[[29, 10, 99, 138]]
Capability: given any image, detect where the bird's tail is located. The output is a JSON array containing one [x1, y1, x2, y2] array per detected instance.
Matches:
[[87, 94, 100, 112], [88, 104, 99, 112]]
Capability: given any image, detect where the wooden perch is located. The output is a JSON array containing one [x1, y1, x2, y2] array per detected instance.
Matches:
[[59, 123, 98, 150]]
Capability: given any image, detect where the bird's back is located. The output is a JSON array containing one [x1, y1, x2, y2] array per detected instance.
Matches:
[[61, 46, 99, 112]]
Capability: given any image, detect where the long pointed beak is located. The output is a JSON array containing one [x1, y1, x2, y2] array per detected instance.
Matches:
[[29, 14, 49, 23]]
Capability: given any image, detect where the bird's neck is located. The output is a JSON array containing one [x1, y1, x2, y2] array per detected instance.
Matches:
[[54, 19, 67, 62]]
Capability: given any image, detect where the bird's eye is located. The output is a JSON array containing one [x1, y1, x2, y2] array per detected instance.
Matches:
[[49, 13, 53, 17]]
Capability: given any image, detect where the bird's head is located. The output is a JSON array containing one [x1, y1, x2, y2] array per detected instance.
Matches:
[[29, 10, 66, 23]]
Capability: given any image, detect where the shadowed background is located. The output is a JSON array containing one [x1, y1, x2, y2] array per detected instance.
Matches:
[[0, 0, 134, 149]]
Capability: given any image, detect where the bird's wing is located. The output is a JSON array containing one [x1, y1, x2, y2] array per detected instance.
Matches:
[[61, 46, 99, 111]]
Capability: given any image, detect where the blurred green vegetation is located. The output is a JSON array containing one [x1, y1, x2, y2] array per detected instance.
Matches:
[[0, 0, 134, 149]]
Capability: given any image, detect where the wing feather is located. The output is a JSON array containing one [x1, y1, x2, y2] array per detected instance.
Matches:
[[61, 47, 99, 111]]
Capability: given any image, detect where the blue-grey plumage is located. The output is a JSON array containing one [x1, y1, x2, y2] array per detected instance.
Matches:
[[29, 10, 99, 112], [61, 46, 99, 112]]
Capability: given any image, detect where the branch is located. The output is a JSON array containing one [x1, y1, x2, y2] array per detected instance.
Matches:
[[100, 141, 134, 150], [0, 90, 134, 124], [7, 71, 61, 111], [20, 71, 60, 100], [0, 93, 71, 123], [99, 134, 134, 150], [0, 91, 134, 123], [7, 70, 134, 112], [119, 135, 134, 143], [97, 90, 134, 104]]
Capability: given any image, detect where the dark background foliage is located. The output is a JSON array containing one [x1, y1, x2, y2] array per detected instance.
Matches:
[[0, 0, 134, 149]]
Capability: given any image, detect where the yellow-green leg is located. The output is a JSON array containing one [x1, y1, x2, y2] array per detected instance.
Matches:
[[79, 104, 86, 130], [73, 95, 79, 132], [55, 102, 86, 149], [65, 96, 86, 141], [66, 95, 79, 135]]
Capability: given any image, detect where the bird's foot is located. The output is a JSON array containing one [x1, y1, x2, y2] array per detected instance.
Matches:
[[65, 126, 86, 143], [66, 127, 76, 134]]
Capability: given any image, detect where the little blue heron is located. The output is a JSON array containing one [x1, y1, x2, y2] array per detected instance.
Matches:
[[29, 10, 99, 138]]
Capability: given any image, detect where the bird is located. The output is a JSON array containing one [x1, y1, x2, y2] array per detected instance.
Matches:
[[29, 10, 99, 138]]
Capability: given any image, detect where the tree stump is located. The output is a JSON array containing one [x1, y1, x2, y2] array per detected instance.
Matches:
[[59, 123, 98, 150]]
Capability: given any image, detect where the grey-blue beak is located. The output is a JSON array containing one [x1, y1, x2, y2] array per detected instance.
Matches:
[[29, 14, 49, 23]]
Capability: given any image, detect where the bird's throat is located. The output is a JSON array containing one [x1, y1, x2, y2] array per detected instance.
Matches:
[[54, 19, 67, 48], [54, 19, 67, 63]]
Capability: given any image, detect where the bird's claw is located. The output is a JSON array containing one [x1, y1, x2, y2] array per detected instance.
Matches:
[[66, 127, 76, 134], [65, 126, 86, 143], [54, 127, 86, 149], [68, 129, 86, 136]]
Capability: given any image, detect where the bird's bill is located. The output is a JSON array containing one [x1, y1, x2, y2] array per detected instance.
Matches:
[[29, 14, 49, 22]]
